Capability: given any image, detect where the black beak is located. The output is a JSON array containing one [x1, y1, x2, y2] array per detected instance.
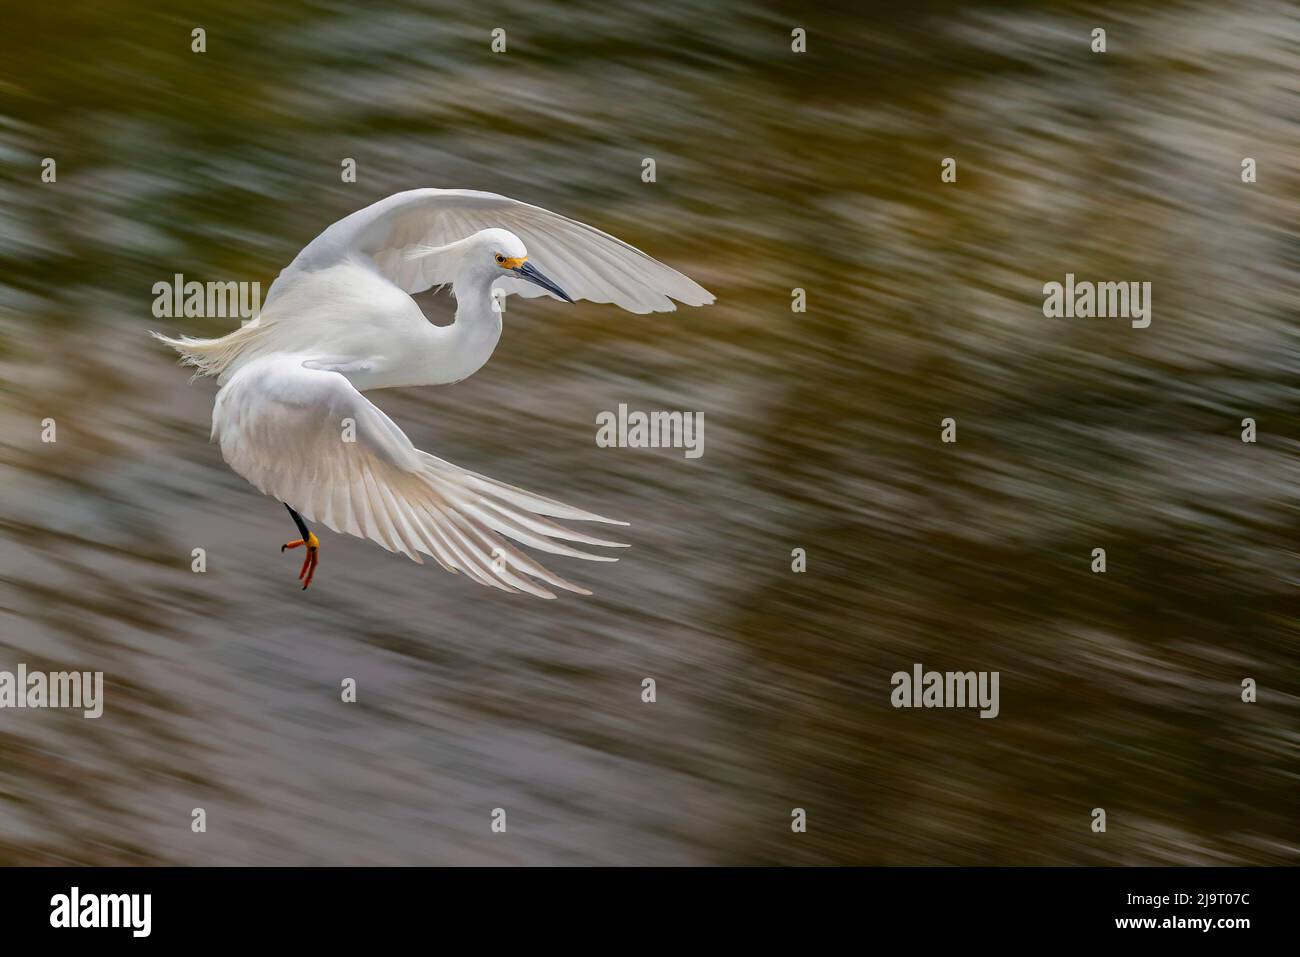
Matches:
[[512, 261, 573, 302]]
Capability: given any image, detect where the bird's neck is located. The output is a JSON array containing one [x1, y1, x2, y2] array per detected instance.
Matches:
[[428, 270, 502, 384]]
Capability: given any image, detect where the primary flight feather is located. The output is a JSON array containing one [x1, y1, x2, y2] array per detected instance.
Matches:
[[153, 188, 713, 597]]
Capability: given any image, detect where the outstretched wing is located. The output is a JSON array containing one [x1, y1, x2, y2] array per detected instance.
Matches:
[[213, 354, 628, 598], [267, 188, 713, 315]]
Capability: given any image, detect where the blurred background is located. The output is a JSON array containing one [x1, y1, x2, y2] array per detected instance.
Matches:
[[1, 0, 1297, 865]]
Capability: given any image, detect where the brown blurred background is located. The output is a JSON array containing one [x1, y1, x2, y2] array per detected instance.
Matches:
[[0, 0, 1297, 864]]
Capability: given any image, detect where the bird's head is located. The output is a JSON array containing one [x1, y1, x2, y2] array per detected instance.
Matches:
[[479, 228, 573, 302]]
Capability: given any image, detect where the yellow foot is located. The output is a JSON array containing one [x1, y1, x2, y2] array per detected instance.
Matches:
[[281, 532, 320, 590]]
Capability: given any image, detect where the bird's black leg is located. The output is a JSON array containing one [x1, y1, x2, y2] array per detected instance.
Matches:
[[284, 503, 310, 542], [280, 503, 320, 589]]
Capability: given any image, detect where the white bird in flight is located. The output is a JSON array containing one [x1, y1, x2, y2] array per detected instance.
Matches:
[[154, 188, 713, 596]]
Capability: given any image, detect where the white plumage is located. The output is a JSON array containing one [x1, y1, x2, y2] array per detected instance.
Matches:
[[154, 188, 713, 597]]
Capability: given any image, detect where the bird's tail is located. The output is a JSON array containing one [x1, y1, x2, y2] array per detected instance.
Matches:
[[151, 321, 267, 379]]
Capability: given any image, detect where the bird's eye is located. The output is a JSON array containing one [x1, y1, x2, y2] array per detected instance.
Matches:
[[495, 254, 505, 264]]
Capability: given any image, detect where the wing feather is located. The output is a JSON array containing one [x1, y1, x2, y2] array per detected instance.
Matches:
[[270, 188, 712, 315], [213, 355, 624, 597]]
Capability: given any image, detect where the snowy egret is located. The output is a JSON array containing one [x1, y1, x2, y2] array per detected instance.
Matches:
[[154, 188, 713, 596]]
